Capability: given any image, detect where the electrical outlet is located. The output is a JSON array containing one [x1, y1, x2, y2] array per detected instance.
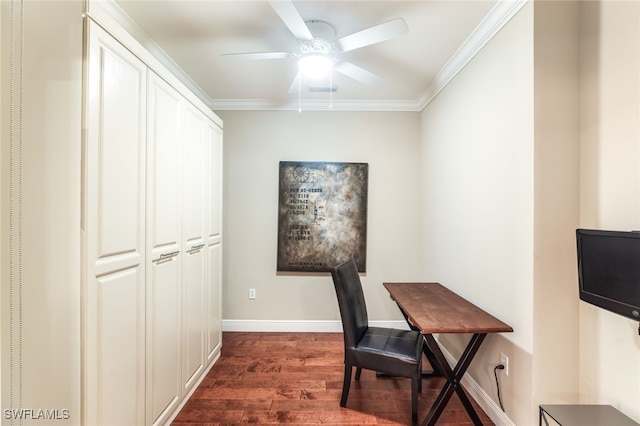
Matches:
[[249, 288, 256, 300], [500, 352, 509, 376]]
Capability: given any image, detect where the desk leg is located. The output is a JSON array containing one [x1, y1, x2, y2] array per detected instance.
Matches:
[[421, 333, 486, 426], [420, 335, 443, 377], [396, 303, 442, 376]]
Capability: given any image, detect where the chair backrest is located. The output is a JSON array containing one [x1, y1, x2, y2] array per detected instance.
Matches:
[[331, 259, 368, 349]]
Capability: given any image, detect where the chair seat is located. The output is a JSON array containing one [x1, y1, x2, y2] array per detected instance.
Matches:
[[355, 327, 422, 368]]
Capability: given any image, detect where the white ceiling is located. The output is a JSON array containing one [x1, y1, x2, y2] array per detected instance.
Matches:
[[112, 0, 524, 111]]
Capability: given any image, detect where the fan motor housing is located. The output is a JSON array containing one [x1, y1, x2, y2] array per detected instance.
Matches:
[[305, 19, 336, 41]]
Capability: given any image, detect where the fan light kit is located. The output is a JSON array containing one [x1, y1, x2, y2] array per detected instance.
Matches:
[[297, 30, 334, 79], [222, 0, 408, 109], [298, 54, 332, 79]]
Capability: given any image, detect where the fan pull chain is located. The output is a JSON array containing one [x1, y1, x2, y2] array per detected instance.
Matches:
[[329, 70, 333, 110], [298, 75, 302, 113]]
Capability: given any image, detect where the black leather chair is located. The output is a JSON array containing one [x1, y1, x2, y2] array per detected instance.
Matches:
[[331, 259, 423, 424]]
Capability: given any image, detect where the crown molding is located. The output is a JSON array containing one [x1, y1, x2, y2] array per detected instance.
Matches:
[[209, 98, 424, 113], [91, 0, 212, 104], [97, 0, 527, 113], [416, 0, 528, 110]]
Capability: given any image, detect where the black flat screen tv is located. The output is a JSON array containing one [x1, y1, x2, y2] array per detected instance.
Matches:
[[576, 229, 640, 322]]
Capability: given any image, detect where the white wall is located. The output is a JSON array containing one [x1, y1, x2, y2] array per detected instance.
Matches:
[[579, 1, 640, 422], [418, 1, 640, 425], [1, 0, 83, 423], [217, 110, 424, 326], [531, 0, 581, 414], [419, 3, 534, 425]]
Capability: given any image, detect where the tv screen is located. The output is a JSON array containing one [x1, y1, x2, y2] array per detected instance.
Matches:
[[576, 229, 640, 322]]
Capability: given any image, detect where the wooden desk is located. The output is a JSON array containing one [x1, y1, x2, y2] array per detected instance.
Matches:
[[384, 282, 513, 426]]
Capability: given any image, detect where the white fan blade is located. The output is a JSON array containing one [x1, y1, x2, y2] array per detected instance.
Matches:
[[334, 61, 383, 86], [221, 52, 294, 60], [336, 18, 408, 52], [268, 0, 313, 41], [288, 73, 302, 94]]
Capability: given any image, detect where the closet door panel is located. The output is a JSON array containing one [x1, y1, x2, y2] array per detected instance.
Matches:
[[183, 247, 205, 389], [90, 32, 145, 271], [182, 103, 207, 392], [98, 50, 143, 256], [85, 22, 146, 426], [148, 77, 182, 246], [208, 123, 223, 241], [148, 258, 181, 422], [146, 72, 183, 425], [183, 105, 206, 246], [207, 242, 222, 362], [96, 269, 143, 426]]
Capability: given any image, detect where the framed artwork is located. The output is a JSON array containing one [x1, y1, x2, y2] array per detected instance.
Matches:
[[277, 161, 368, 272]]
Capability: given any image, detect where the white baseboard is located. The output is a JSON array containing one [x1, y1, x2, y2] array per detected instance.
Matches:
[[221, 319, 514, 426], [439, 344, 516, 426], [165, 349, 219, 425]]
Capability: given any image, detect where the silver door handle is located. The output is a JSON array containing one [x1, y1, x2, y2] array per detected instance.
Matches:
[[154, 250, 180, 264], [187, 244, 205, 254]]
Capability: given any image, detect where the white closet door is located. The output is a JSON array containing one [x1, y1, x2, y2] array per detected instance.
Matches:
[[84, 22, 146, 426], [207, 122, 223, 362], [182, 102, 207, 393], [146, 71, 183, 425]]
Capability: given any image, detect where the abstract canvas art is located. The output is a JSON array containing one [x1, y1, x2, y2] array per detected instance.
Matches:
[[277, 161, 368, 272]]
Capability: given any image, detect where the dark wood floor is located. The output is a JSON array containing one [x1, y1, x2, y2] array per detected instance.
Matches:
[[172, 332, 495, 425]]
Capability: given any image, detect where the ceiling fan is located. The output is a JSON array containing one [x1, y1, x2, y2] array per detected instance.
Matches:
[[222, 0, 408, 91]]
